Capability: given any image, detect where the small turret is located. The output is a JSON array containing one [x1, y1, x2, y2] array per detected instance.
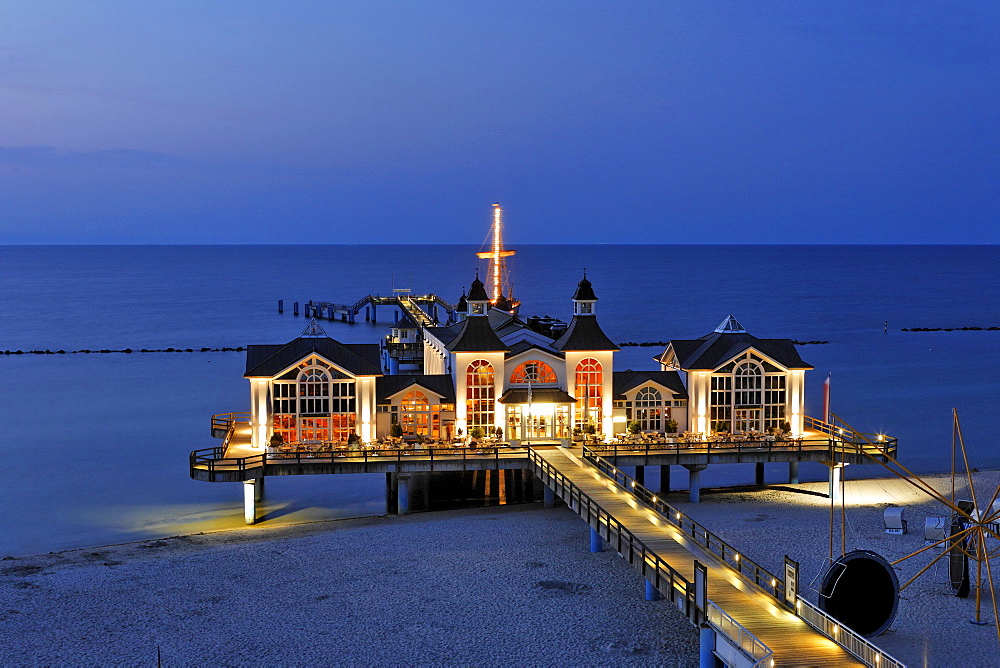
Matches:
[[572, 272, 598, 316], [467, 274, 490, 316]]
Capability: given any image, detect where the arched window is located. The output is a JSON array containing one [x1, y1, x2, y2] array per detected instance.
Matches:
[[509, 360, 557, 385], [634, 387, 662, 431], [466, 360, 495, 430], [299, 368, 330, 414], [734, 362, 762, 407], [273, 363, 356, 443], [575, 358, 603, 428]]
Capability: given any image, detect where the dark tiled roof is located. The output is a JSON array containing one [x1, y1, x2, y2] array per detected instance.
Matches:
[[468, 276, 489, 302], [498, 388, 576, 404], [392, 311, 419, 329], [425, 323, 460, 346], [553, 315, 619, 351], [573, 275, 597, 301], [245, 337, 382, 377], [445, 315, 510, 352], [376, 374, 456, 403], [505, 341, 564, 359], [666, 331, 812, 370], [612, 370, 688, 399]]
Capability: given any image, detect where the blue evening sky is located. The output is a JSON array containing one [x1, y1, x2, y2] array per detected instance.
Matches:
[[1, 2, 997, 244]]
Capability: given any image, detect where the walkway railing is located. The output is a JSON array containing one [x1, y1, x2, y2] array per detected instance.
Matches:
[[528, 447, 771, 667], [583, 446, 784, 598], [527, 449, 692, 607], [705, 601, 772, 668], [582, 446, 906, 668], [796, 598, 905, 668]]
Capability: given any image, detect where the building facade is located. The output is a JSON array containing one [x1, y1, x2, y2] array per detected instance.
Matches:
[[244, 280, 810, 445]]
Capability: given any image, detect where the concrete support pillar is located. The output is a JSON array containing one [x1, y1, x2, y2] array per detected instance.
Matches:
[[398, 473, 411, 515], [543, 485, 555, 509], [828, 463, 844, 502], [253, 476, 265, 503], [634, 465, 645, 487], [754, 462, 765, 486], [659, 465, 671, 493], [685, 465, 706, 503], [590, 527, 603, 553], [788, 461, 799, 485], [645, 579, 661, 601], [243, 480, 258, 525], [699, 624, 716, 668], [386, 472, 398, 515]]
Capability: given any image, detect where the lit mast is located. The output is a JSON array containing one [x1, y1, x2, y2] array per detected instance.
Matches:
[[476, 202, 517, 310]]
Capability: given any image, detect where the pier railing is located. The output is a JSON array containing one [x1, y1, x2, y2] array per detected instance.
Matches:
[[795, 597, 905, 668], [582, 446, 906, 668], [190, 443, 531, 480], [804, 414, 898, 460], [527, 450, 692, 606], [528, 447, 771, 667], [704, 601, 772, 668], [587, 433, 896, 465], [583, 446, 785, 598]]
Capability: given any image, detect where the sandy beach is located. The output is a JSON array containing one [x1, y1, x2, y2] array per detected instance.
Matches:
[[3, 470, 998, 666], [672, 469, 1000, 667], [0, 505, 698, 666]]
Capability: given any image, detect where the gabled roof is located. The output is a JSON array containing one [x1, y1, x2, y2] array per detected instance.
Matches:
[[552, 315, 619, 352], [505, 340, 565, 359], [245, 336, 382, 377], [445, 314, 510, 352], [662, 320, 812, 371], [376, 374, 456, 403], [612, 370, 687, 399], [392, 311, 420, 329]]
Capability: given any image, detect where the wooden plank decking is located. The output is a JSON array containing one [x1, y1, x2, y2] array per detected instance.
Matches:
[[533, 446, 864, 667]]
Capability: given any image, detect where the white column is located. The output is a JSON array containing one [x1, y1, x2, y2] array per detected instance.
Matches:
[[243, 480, 257, 525], [358, 376, 374, 442]]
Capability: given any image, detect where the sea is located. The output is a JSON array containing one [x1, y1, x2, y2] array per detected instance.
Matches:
[[1, 244, 997, 557]]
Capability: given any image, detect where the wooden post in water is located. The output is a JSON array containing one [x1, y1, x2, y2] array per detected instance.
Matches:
[[278, 299, 284, 313], [293, 301, 299, 316]]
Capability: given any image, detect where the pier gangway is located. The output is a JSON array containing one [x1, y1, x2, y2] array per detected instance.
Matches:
[[527, 445, 905, 668]]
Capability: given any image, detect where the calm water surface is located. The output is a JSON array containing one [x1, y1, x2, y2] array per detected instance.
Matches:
[[1, 245, 997, 556]]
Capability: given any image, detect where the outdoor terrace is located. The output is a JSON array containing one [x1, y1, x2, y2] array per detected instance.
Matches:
[[192, 413, 898, 484]]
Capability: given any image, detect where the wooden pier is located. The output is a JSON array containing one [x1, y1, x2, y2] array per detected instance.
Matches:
[[281, 293, 457, 326], [190, 419, 905, 667]]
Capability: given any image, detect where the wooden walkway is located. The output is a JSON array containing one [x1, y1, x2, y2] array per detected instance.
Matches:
[[532, 446, 864, 667]]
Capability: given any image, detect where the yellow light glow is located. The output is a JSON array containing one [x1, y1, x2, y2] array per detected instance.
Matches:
[[771, 578, 776, 587], [651, 496, 657, 503], [734, 553, 740, 561]]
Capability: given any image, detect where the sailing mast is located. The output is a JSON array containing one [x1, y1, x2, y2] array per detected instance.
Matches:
[[476, 202, 519, 313]]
